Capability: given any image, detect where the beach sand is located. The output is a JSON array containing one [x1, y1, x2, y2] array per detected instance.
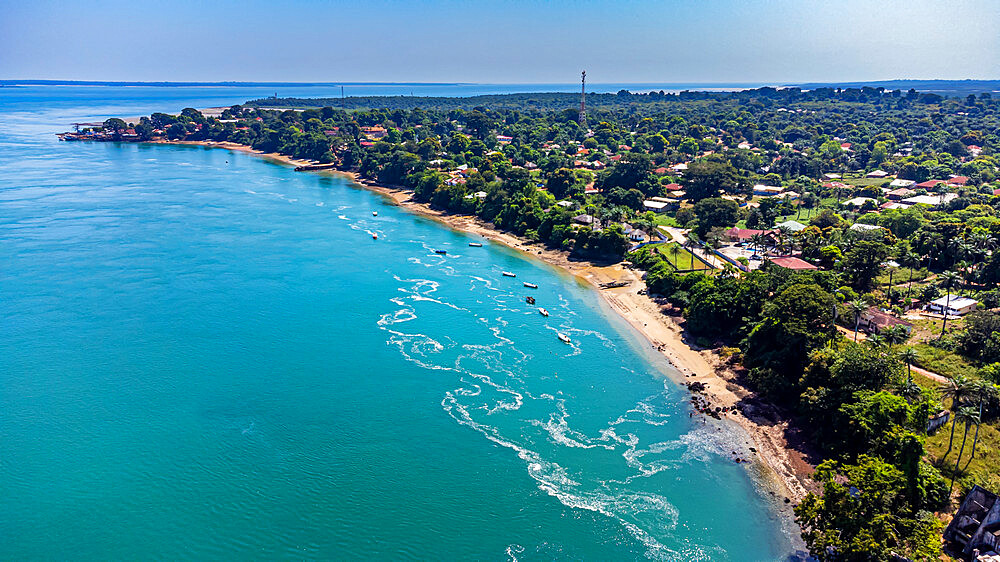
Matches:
[[152, 139, 816, 506]]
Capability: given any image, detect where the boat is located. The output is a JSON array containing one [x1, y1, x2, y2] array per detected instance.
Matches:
[[502, 271, 516, 278], [435, 249, 447, 254], [539, 308, 549, 317], [526, 296, 535, 305], [558, 333, 571, 343], [372, 232, 378, 240], [372, 211, 378, 216], [523, 282, 538, 289], [468, 242, 483, 247]]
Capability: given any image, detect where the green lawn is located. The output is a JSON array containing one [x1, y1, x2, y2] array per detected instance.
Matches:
[[656, 242, 709, 271], [911, 343, 978, 380], [652, 214, 679, 227], [876, 266, 930, 288], [926, 415, 1000, 495]]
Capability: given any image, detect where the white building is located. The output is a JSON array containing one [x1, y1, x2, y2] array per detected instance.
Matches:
[[928, 295, 979, 317]]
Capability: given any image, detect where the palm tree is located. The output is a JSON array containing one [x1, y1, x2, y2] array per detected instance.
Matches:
[[749, 233, 765, 257], [951, 406, 981, 492], [903, 252, 921, 302], [940, 375, 975, 460], [939, 271, 961, 339], [867, 333, 886, 348], [882, 325, 910, 346], [899, 380, 923, 404], [668, 243, 681, 270], [900, 347, 918, 385], [965, 381, 1000, 464], [849, 299, 866, 342]]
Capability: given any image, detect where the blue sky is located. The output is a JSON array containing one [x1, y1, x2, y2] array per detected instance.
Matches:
[[1, 0, 998, 83]]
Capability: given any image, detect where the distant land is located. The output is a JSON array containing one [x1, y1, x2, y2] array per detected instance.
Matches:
[[3, 79, 999, 97]]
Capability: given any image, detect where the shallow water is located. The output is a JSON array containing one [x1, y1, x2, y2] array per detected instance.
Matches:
[[0, 86, 794, 560]]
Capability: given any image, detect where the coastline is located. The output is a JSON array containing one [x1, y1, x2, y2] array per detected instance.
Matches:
[[148, 139, 815, 507]]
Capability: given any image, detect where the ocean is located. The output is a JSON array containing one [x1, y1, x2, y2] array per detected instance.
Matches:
[[0, 85, 795, 560]]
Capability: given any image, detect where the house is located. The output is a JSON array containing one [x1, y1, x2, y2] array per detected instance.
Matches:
[[556, 200, 574, 208], [496, 135, 513, 144], [824, 173, 842, 179], [915, 179, 945, 189], [948, 175, 969, 186], [943, 485, 1000, 558], [573, 214, 596, 226], [858, 307, 912, 334], [889, 178, 915, 188], [901, 193, 958, 208], [880, 202, 909, 210], [360, 126, 387, 140], [723, 227, 774, 243], [738, 142, 752, 149], [628, 229, 648, 242], [866, 169, 889, 178], [768, 256, 817, 270], [842, 196, 876, 208], [653, 167, 669, 175], [928, 295, 978, 317], [753, 185, 784, 196], [663, 183, 683, 192], [887, 187, 916, 200], [775, 220, 806, 232], [670, 163, 688, 172], [643, 200, 671, 213]]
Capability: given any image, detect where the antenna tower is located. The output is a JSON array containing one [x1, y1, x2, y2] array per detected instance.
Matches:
[[579, 71, 587, 127]]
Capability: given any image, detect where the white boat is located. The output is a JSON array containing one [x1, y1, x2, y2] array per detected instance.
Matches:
[[523, 282, 538, 289], [372, 211, 378, 216], [502, 271, 516, 278], [468, 242, 483, 247], [557, 333, 571, 343], [372, 232, 378, 240], [539, 308, 549, 317]]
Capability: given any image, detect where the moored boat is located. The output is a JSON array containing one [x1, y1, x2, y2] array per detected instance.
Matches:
[[523, 282, 538, 289], [557, 333, 571, 343], [435, 250, 447, 255], [526, 296, 535, 305], [372, 211, 378, 216], [372, 232, 378, 240], [539, 308, 549, 317], [468, 242, 482, 247], [502, 271, 516, 277]]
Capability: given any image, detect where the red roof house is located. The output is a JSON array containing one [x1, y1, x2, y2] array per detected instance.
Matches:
[[769, 256, 818, 270]]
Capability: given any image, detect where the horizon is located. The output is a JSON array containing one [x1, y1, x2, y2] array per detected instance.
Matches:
[[2, 0, 997, 83]]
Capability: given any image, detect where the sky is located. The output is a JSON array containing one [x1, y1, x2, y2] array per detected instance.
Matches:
[[1, 0, 998, 84]]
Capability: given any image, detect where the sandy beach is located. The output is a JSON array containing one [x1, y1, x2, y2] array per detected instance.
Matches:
[[151, 139, 815, 506]]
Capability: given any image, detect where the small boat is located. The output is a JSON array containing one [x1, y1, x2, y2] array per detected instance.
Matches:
[[372, 211, 378, 216], [523, 282, 538, 289], [526, 296, 535, 305], [435, 249, 447, 255], [558, 333, 571, 343], [539, 308, 549, 317], [372, 232, 378, 240], [468, 242, 483, 247], [502, 271, 516, 278]]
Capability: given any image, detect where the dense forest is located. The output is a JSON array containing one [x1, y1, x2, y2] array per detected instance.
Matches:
[[85, 86, 1000, 560]]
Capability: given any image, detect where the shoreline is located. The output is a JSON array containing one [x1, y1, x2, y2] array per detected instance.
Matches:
[[148, 139, 815, 507]]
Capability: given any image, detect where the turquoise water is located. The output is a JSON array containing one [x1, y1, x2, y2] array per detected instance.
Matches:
[[1, 87, 794, 560]]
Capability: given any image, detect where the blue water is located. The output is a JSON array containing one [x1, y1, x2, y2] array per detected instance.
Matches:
[[0, 86, 794, 560]]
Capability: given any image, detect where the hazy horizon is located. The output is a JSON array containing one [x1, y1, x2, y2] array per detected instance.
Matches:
[[2, 0, 997, 84]]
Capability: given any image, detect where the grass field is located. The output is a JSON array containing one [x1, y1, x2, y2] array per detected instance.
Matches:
[[655, 242, 708, 271]]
